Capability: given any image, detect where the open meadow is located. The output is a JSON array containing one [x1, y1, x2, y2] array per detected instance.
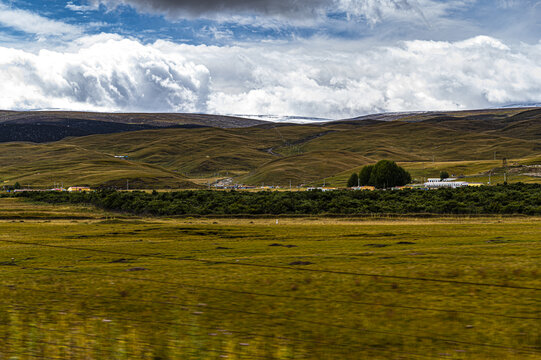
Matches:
[[0, 198, 540, 359]]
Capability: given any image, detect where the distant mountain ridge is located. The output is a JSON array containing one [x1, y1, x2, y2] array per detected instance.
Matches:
[[0, 111, 265, 128], [0, 107, 539, 145], [0, 121, 206, 143], [0, 111, 267, 143], [235, 114, 333, 124], [500, 103, 541, 108]]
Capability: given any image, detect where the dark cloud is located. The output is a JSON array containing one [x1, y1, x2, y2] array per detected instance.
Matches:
[[96, 0, 333, 18], [92, 0, 431, 24]]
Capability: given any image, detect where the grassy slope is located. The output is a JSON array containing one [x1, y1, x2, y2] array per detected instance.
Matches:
[[0, 200, 539, 359], [238, 151, 373, 186], [495, 118, 541, 141], [0, 142, 199, 189], [300, 121, 541, 162], [63, 126, 329, 174]]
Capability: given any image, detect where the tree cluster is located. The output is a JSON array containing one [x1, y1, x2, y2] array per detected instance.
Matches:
[[350, 160, 411, 188], [1, 182, 21, 191]]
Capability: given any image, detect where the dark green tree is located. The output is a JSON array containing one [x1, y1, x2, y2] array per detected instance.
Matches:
[[368, 160, 411, 189], [359, 165, 374, 186], [347, 173, 359, 187], [440, 171, 450, 180], [13, 182, 21, 190]]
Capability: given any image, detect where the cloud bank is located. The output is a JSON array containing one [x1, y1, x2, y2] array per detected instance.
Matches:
[[0, 35, 540, 117], [0, 39, 209, 112]]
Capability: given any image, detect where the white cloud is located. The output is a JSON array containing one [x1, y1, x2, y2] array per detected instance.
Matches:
[[66, 1, 99, 12], [0, 35, 540, 117], [0, 2, 81, 36]]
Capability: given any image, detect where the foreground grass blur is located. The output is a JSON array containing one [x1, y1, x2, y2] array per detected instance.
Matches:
[[0, 198, 539, 359]]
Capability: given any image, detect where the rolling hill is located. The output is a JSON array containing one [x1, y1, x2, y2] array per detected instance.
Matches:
[[0, 107, 539, 188]]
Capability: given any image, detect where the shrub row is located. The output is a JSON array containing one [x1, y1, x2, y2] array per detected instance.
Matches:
[[9, 183, 541, 216]]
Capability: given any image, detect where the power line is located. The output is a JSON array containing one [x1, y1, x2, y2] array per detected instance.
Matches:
[[11, 266, 539, 321], [1, 238, 539, 291]]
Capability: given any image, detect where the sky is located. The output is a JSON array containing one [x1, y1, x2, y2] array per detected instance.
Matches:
[[0, 0, 540, 119]]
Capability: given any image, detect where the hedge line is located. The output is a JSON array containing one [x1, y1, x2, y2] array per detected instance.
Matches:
[[8, 183, 541, 216]]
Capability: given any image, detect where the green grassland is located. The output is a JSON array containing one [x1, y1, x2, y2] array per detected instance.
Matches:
[[0, 197, 117, 220], [0, 108, 540, 188], [0, 198, 540, 359]]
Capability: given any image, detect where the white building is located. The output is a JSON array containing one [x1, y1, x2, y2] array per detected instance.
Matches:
[[424, 178, 468, 188]]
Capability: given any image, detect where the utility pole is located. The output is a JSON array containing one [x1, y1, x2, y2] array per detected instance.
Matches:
[[502, 158, 508, 184], [289, 179, 292, 190], [126, 180, 129, 191]]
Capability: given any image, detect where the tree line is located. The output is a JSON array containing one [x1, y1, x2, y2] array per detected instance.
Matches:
[[7, 183, 541, 216]]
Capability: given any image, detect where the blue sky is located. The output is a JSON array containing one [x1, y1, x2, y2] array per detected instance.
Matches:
[[5, 0, 541, 45], [0, 0, 540, 118]]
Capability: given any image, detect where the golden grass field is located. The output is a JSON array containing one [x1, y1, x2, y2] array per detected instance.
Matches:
[[0, 198, 539, 359]]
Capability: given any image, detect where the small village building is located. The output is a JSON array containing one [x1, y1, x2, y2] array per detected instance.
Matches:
[[67, 187, 91, 192], [352, 186, 376, 191]]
